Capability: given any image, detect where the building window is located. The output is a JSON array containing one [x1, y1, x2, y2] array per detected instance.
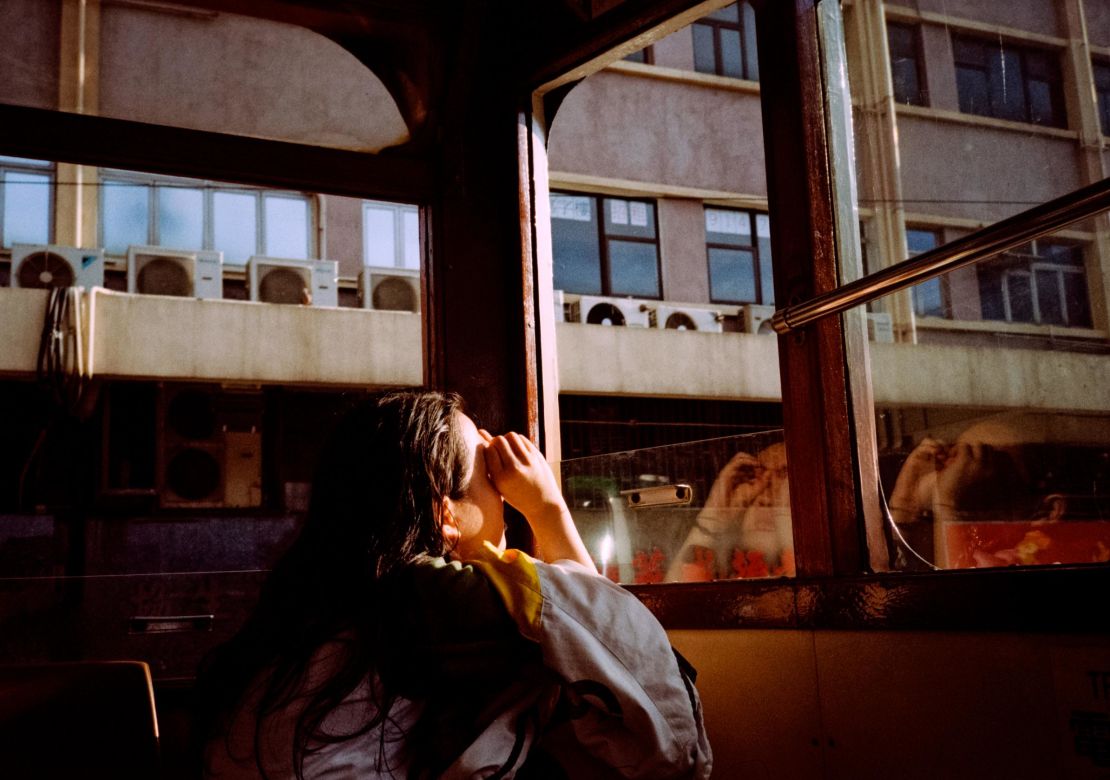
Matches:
[[623, 46, 654, 65], [705, 207, 773, 305], [887, 22, 927, 106], [363, 200, 419, 269], [977, 240, 1091, 327], [0, 156, 53, 248], [907, 228, 947, 317], [100, 172, 313, 264], [551, 192, 661, 299], [1095, 60, 1110, 136], [692, 2, 759, 81], [953, 35, 1065, 128]]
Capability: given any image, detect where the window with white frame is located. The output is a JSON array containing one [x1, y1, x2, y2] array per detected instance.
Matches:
[[977, 239, 1091, 327], [907, 228, 946, 318], [362, 200, 420, 268], [99, 172, 313, 264], [0, 156, 53, 248]]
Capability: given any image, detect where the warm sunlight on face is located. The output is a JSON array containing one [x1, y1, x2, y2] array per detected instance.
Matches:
[[445, 413, 507, 560]]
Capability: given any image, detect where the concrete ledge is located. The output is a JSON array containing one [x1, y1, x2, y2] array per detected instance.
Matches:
[[86, 288, 422, 387], [555, 322, 782, 400], [0, 288, 49, 376], [869, 342, 1110, 411]]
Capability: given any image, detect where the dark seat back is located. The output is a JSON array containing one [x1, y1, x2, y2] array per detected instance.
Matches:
[[0, 660, 160, 780]]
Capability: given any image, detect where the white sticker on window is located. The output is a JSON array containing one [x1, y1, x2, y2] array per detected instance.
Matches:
[[629, 201, 648, 227], [551, 195, 593, 222], [706, 208, 748, 236], [610, 200, 629, 225]]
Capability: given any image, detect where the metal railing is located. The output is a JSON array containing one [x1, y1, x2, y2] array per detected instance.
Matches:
[[771, 176, 1110, 334]]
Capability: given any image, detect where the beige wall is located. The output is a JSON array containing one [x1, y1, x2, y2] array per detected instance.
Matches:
[[322, 195, 363, 279], [897, 116, 1082, 223], [1084, 0, 1110, 47], [0, 0, 60, 109], [98, 4, 407, 152], [658, 198, 710, 302], [901, 0, 1064, 37], [549, 71, 767, 195]]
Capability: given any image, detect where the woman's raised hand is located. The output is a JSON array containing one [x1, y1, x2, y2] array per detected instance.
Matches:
[[481, 430, 594, 569]]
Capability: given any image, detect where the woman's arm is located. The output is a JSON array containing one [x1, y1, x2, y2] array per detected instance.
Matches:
[[481, 430, 595, 569]]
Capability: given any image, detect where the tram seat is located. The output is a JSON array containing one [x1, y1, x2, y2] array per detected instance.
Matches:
[[0, 660, 160, 780]]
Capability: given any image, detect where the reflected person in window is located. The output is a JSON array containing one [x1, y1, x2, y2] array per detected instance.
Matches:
[[667, 442, 794, 582], [196, 390, 711, 779]]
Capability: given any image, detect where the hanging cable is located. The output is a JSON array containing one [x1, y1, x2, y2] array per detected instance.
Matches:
[[36, 286, 87, 416]]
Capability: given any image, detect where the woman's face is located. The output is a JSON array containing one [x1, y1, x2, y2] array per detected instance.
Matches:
[[444, 413, 506, 560]]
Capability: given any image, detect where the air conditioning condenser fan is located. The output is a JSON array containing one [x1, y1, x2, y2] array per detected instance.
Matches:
[[17, 250, 77, 289], [259, 267, 309, 304], [137, 257, 191, 297], [586, 302, 626, 326]]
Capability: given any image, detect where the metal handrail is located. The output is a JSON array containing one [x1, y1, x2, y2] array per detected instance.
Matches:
[[770, 176, 1110, 334]]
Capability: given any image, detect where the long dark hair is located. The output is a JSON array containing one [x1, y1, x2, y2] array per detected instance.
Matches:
[[194, 389, 471, 778]]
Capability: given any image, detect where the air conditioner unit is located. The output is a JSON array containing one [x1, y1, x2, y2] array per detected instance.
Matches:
[[867, 311, 895, 343], [157, 384, 262, 508], [126, 245, 223, 299], [655, 305, 724, 333], [741, 304, 777, 334], [248, 256, 338, 307], [358, 266, 420, 312], [10, 244, 104, 289], [570, 295, 652, 327]]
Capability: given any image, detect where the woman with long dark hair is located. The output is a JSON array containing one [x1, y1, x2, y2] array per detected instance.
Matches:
[[196, 390, 710, 778]]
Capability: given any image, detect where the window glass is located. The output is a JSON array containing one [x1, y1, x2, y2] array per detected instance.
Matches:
[[560, 429, 793, 584], [156, 186, 204, 250], [3, 170, 51, 247], [608, 240, 660, 298], [953, 35, 1064, 128], [401, 208, 420, 269], [1095, 61, 1110, 135], [363, 204, 396, 267], [844, 3, 1109, 575], [264, 195, 309, 259], [705, 207, 772, 305], [691, 3, 757, 80], [102, 180, 151, 255], [887, 23, 925, 106], [551, 193, 603, 295], [212, 191, 257, 264]]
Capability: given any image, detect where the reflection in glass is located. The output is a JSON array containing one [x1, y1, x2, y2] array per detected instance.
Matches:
[[213, 191, 256, 264], [3, 171, 51, 247], [561, 431, 793, 584], [102, 181, 150, 255]]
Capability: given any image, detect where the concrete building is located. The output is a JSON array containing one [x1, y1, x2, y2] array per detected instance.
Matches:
[[0, 0, 1108, 529]]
